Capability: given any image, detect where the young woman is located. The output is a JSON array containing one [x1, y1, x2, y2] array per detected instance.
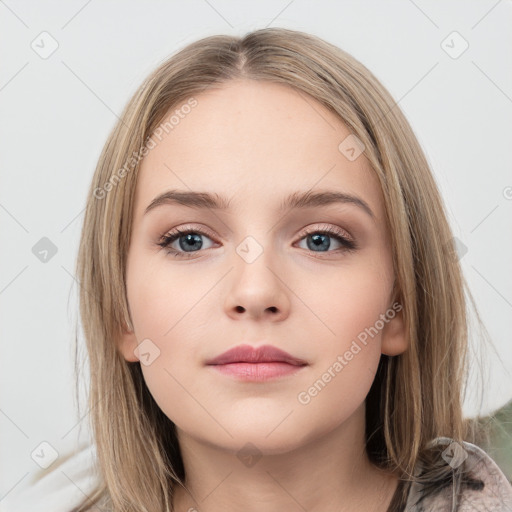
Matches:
[[70, 27, 512, 511]]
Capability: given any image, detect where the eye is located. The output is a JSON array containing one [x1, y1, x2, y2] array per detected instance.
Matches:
[[157, 226, 217, 258], [157, 223, 358, 258], [294, 224, 357, 255]]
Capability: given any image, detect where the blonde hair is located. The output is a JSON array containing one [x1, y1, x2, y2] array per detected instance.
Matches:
[[73, 27, 492, 511]]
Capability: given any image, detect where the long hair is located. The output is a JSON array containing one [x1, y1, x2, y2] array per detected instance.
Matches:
[[73, 27, 492, 511]]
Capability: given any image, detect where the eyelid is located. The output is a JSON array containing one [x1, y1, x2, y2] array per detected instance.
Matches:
[[158, 222, 354, 244], [158, 223, 218, 244], [296, 223, 354, 243]]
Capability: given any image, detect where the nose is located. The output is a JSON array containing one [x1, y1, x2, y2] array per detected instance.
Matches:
[[224, 245, 290, 322]]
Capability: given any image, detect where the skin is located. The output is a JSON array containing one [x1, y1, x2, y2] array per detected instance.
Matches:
[[119, 79, 409, 511]]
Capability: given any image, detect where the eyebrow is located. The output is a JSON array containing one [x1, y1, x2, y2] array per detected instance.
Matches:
[[144, 189, 375, 220]]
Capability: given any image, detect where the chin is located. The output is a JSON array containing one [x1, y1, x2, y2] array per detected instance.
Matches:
[[195, 421, 312, 457], [226, 433, 308, 458]]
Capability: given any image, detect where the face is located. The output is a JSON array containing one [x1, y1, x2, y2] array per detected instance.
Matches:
[[119, 79, 407, 455]]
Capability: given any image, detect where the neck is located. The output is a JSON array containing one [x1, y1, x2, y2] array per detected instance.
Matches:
[[171, 403, 399, 512]]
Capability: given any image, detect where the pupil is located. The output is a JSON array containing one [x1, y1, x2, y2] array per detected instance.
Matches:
[[309, 234, 329, 251], [181, 233, 202, 251]]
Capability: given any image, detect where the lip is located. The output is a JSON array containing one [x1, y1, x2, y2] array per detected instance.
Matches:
[[205, 344, 308, 382], [205, 344, 307, 366]]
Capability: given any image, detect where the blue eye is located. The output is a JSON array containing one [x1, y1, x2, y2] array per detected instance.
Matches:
[[157, 227, 216, 258], [296, 226, 357, 254], [157, 224, 357, 258]]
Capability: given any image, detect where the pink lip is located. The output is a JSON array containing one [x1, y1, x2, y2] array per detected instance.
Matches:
[[206, 344, 308, 382]]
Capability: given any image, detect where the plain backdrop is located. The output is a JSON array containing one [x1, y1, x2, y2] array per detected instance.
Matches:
[[1, 0, 511, 503]]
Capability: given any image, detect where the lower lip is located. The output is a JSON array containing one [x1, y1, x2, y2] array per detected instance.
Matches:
[[207, 362, 306, 381]]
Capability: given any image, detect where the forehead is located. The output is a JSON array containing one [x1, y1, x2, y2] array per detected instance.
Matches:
[[135, 79, 384, 220]]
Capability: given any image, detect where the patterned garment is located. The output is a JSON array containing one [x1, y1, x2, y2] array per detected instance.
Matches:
[[399, 437, 512, 511], [2, 437, 511, 511]]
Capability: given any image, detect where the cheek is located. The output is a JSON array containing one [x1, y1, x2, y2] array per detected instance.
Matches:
[[126, 254, 219, 427], [292, 258, 391, 404], [127, 250, 213, 338], [297, 253, 393, 350]]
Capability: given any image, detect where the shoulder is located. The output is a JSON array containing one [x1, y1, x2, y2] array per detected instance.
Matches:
[[0, 442, 99, 512], [404, 437, 512, 511]]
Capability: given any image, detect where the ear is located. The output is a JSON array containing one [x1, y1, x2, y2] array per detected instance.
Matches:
[[118, 321, 140, 362], [380, 303, 408, 356]]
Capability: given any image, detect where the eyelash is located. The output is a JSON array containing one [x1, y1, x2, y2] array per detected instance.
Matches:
[[157, 224, 357, 259]]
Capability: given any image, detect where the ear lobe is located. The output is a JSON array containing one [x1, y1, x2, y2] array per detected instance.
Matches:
[[381, 306, 408, 357], [118, 323, 140, 362]]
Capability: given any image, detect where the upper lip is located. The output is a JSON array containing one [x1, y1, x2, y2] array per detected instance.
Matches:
[[206, 344, 307, 366]]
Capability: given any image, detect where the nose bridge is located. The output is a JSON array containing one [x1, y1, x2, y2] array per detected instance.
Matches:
[[224, 224, 290, 319], [228, 201, 279, 263], [224, 195, 292, 277], [233, 199, 289, 263], [235, 232, 268, 266], [231, 229, 281, 289]]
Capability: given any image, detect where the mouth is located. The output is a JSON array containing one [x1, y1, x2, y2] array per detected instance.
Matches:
[[205, 344, 308, 382]]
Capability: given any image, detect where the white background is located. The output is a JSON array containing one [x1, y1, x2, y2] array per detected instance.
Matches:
[[1, 0, 511, 505]]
